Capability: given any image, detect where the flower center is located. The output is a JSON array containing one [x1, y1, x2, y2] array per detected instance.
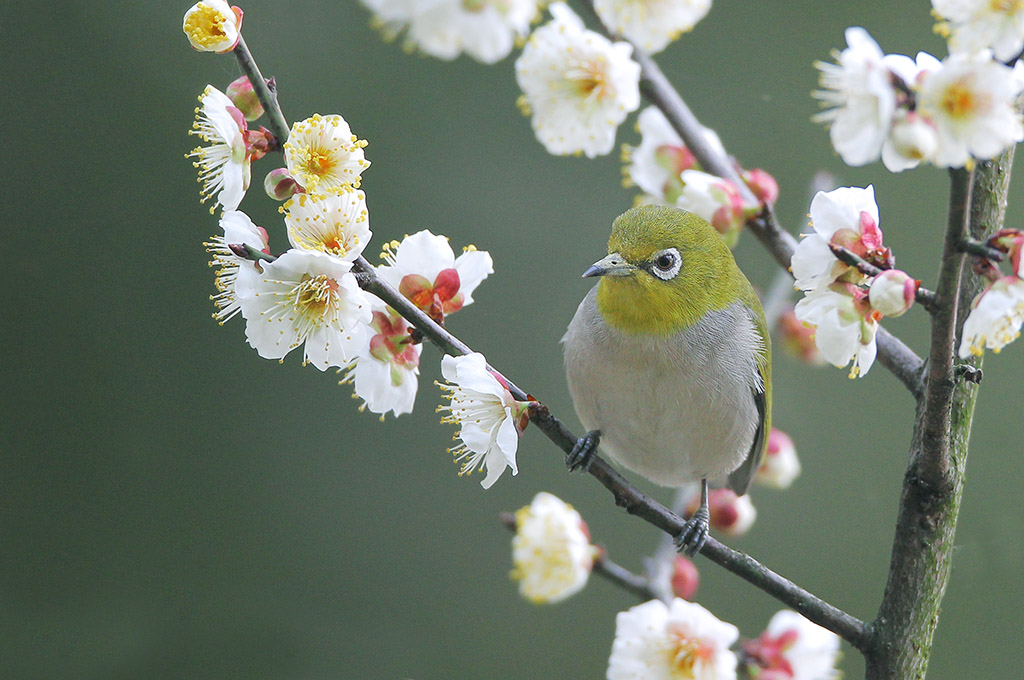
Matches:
[[306, 148, 336, 180], [667, 628, 712, 679], [991, 0, 1024, 14], [940, 79, 986, 120], [294, 274, 339, 320], [184, 4, 229, 48], [572, 59, 611, 101]]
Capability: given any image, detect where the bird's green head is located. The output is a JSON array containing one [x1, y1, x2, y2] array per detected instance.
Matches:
[[587, 205, 757, 335]]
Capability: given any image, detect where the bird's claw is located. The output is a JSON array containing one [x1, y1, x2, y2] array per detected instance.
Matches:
[[674, 506, 710, 557], [566, 430, 600, 473]]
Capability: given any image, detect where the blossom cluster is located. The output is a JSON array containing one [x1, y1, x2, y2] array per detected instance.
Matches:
[[815, 26, 1024, 171], [960, 230, 1024, 357], [791, 185, 917, 378], [622, 106, 778, 247], [184, 1, 541, 491]]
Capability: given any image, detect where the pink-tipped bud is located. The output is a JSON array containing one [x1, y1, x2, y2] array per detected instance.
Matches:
[[869, 269, 917, 317], [778, 308, 823, 365], [742, 168, 779, 205], [264, 168, 299, 201], [756, 428, 801, 490], [226, 75, 264, 121], [686, 489, 757, 536], [670, 556, 700, 600]]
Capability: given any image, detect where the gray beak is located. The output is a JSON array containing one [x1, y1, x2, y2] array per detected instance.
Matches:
[[582, 252, 636, 278]]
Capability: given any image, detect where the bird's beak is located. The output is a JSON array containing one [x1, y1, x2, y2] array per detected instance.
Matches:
[[582, 252, 635, 278]]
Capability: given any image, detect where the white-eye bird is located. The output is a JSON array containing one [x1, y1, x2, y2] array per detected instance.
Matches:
[[562, 205, 771, 555]]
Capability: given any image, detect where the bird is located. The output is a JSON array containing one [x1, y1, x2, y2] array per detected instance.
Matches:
[[561, 205, 771, 556]]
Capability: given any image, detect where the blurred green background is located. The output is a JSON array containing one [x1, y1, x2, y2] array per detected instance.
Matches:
[[4, 1, 1023, 678]]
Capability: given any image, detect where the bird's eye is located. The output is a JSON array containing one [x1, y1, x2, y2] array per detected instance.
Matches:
[[650, 248, 681, 281]]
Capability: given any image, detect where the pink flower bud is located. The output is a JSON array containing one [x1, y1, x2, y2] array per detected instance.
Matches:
[[686, 488, 757, 536], [263, 168, 299, 201], [869, 269, 917, 317], [670, 556, 700, 600], [756, 428, 801, 489], [742, 168, 779, 205], [226, 75, 265, 122]]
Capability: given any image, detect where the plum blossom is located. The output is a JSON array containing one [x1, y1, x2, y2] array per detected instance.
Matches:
[[183, 0, 241, 53], [607, 598, 738, 680], [959, 235, 1024, 358], [742, 610, 841, 680], [437, 353, 530, 488], [284, 114, 370, 194], [344, 303, 422, 418], [187, 85, 250, 213], [284, 189, 371, 263], [593, 0, 711, 54], [511, 492, 596, 603], [677, 169, 753, 248], [933, 0, 1024, 61], [515, 2, 641, 158], [205, 210, 270, 324], [791, 185, 891, 293], [236, 250, 372, 370], [376, 230, 493, 322], [794, 284, 880, 378], [756, 428, 801, 490]]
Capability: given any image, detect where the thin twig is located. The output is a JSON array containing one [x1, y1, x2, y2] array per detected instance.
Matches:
[[827, 244, 938, 311], [959, 236, 1006, 262], [499, 512, 662, 602], [233, 35, 290, 145]]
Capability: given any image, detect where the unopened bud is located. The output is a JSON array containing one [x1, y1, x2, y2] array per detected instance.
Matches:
[[226, 75, 264, 121], [670, 556, 699, 600], [686, 488, 757, 536], [778, 308, 823, 365], [756, 428, 801, 489], [742, 168, 779, 205], [264, 168, 299, 201], [888, 111, 938, 164], [869, 269, 917, 317], [183, 0, 242, 53]]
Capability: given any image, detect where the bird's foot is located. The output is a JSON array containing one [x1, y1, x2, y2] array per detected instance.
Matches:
[[566, 430, 600, 473], [674, 506, 710, 557]]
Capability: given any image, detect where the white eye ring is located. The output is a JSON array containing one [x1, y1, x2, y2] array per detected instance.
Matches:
[[650, 248, 681, 281]]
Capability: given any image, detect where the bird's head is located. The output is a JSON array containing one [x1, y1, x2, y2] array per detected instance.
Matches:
[[587, 205, 751, 335]]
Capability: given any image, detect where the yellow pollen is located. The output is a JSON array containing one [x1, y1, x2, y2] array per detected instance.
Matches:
[[666, 630, 711, 679], [184, 4, 231, 49], [991, 0, 1024, 13], [940, 80, 984, 120]]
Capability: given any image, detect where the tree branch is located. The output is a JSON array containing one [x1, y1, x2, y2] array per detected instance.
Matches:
[[866, 152, 1014, 679], [232, 35, 289, 146], [827, 243, 938, 311]]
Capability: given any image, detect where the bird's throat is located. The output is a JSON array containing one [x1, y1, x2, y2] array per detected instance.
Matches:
[[595, 276, 703, 335]]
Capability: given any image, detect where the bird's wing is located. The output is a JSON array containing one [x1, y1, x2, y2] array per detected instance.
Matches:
[[726, 383, 767, 495]]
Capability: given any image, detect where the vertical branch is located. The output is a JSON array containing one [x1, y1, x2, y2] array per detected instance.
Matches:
[[866, 150, 1014, 679]]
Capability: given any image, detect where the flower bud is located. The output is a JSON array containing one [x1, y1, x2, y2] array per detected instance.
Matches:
[[888, 111, 938, 165], [226, 75, 264, 121], [778, 308, 823, 365], [869, 269, 917, 317], [670, 556, 700, 600], [756, 428, 801, 489], [183, 1, 242, 53], [686, 488, 757, 536], [264, 168, 299, 201], [742, 168, 779, 205]]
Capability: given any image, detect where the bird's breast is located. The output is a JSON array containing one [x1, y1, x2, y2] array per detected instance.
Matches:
[[562, 288, 764, 487]]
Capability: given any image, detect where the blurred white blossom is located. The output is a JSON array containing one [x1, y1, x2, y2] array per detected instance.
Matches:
[[593, 0, 711, 54], [933, 0, 1024, 61], [515, 2, 641, 158], [511, 492, 595, 604], [743, 610, 841, 680]]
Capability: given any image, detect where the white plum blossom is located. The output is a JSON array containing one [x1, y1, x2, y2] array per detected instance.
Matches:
[[916, 50, 1024, 168], [283, 114, 370, 194], [187, 85, 250, 213], [377, 230, 493, 320], [959, 277, 1024, 357], [756, 428, 801, 490], [511, 492, 596, 604], [344, 302, 422, 418], [882, 110, 940, 173], [677, 169, 751, 247], [438, 353, 528, 488], [205, 210, 270, 324], [607, 598, 739, 680], [624, 106, 725, 202], [362, 0, 539, 64], [792, 185, 888, 293], [236, 250, 372, 370], [813, 28, 899, 167], [933, 0, 1024, 61], [593, 0, 711, 54], [743, 610, 841, 680], [794, 286, 879, 378], [284, 189, 371, 263], [515, 2, 641, 158], [183, 0, 240, 53]]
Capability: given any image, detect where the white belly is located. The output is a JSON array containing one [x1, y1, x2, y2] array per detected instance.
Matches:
[[562, 289, 762, 487]]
